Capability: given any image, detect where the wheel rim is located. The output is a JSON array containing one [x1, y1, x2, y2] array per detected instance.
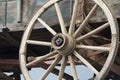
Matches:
[[19, 0, 119, 80]]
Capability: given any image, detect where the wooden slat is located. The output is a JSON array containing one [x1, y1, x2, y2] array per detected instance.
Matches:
[[0, 59, 19, 65]]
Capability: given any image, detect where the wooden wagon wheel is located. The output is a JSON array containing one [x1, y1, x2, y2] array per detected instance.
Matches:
[[19, 0, 119, 80]]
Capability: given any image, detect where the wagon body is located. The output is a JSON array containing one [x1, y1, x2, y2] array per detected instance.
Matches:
[[0, 0, 120, 31]]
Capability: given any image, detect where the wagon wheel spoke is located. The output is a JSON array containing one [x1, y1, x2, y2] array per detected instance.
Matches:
[[76, 22, 109, 42], [69, 0, 79, 35], [26, 50, 58, 67], [40, 55, 62, 80], [76, 45, 110, 51], [74, 4, 98, 37], [58, 56, 67, 80], [27, 40, 51, 47], [86, 44, 111, 57], [74, 51, 99, 75], [55, 3, 67, 34], [37, 18, 57, 35], [68, 55, 78, 80]]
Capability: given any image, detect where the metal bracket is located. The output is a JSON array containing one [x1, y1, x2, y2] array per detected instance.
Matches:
[[17, 0, 22, 22]]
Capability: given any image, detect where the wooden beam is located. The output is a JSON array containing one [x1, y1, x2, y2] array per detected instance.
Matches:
[[0, 59, 19, 65]]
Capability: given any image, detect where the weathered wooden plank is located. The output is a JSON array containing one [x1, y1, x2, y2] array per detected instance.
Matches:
[[0, 0, 15, 2]]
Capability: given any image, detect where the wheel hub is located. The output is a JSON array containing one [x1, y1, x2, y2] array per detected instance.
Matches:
[[52, 33, 76, 56], [55, 36, 64, 46]]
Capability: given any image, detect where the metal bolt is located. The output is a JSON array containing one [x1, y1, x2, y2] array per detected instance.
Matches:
[[55, 37, 63, 46]]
